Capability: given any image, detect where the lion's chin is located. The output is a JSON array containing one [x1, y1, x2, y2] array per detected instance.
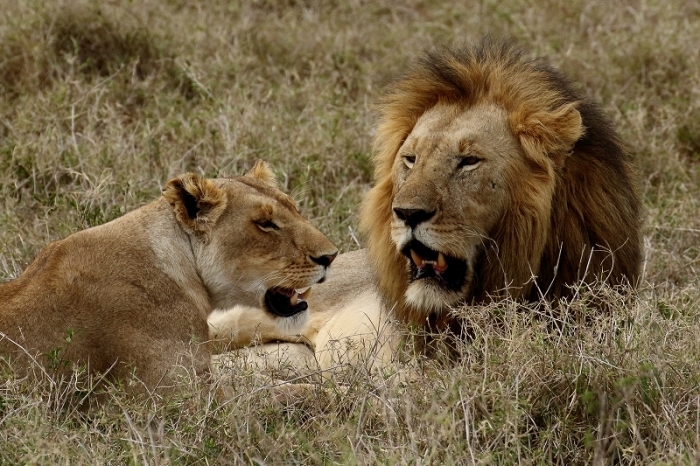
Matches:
[[404, 281, 463, 314]]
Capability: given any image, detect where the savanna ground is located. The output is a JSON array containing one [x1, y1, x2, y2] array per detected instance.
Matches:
[[1, 0, 699, 464]]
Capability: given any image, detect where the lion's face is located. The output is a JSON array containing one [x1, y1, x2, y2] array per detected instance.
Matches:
[[206, 178, 338, 316], [390, 103, 521, 313], [362, 39, 640, 333], [165, 162, 338, 320]]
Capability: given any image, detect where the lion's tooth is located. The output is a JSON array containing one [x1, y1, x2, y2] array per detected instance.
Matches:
[[299, 287, 312, 300], [410, 249, 424, 267], [290, 293, 298, 306], [437, 252, 447, 271]]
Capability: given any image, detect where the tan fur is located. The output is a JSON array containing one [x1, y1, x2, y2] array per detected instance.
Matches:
[[0, 160, 337, 393], [212, 339, 320, 382], [212, 39, 642, 373], [208, 305, 309, 350]]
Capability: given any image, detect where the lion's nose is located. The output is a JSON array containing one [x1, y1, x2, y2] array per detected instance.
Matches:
[[311, 251, 338, 268], [393, 207, 435, 229]]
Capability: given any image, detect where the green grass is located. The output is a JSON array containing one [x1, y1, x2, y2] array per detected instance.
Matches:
[[1, 0, 700, 463]]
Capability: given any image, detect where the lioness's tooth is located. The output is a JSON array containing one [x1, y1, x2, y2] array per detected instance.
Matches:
[[437, 252, 447, 271], [299, 287, 312, 300], [410, 249, 424, 267], [290, 293, 298, 306]]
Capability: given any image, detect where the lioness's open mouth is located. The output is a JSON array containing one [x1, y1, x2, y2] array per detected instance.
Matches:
[[402, 240, 467, 291], [264, 287, 311, 317]]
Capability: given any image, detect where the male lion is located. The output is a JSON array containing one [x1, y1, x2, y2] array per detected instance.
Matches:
[[0, 160, 338, 392], [212, 38, 642, 372]]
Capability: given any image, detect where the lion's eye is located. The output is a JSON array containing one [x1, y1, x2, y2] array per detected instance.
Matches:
[[255, 219, 279, 232], [458, 156, 482, 169], [403, 155, 416, 169]]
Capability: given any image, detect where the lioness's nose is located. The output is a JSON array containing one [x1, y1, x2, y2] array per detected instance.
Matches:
[[311, 251, 338, 268], [393, 207, 435, 229]]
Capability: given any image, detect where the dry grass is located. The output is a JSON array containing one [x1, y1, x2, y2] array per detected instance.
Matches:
[[1, 0, 699, 463]]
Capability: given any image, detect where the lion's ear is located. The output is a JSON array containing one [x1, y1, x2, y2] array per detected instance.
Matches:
[[245, 159, 278, 187], [515, 103, 583, 167], [164, 173, 228, 235]]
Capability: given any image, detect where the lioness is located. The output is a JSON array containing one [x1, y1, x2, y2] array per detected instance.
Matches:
[[211, 38, 642, 374], [0, 160, 337, 393]]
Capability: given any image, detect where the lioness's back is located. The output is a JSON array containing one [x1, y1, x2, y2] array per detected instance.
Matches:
[[0, 204, 205, 377]]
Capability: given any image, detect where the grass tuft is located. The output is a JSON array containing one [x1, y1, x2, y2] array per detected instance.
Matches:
[[50, 6, 159, 80]]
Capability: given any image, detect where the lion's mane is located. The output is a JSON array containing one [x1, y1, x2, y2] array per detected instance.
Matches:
[[360, 38, 642, 326]]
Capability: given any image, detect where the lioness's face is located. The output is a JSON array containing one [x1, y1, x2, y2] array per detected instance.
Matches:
[[390, 103, 521, 312], [199, 178, 338, 317]]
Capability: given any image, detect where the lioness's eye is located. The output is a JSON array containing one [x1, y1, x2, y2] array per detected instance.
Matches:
[[255, 219, 279, 232], [403, 155, 416, 169], [458, 156, 482, 169]]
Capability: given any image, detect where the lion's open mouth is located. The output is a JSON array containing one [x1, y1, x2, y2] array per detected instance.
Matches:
[[264, 287, 311, 317], [402, 240, 467, 291]]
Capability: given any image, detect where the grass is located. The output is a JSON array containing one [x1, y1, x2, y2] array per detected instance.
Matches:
[[1, 0, 699, 463]]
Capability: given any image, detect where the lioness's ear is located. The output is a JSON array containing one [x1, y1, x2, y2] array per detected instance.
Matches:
[[164, 173, 228, 235], [245, 159, 278, 187], [515, 103, 583, 167]]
